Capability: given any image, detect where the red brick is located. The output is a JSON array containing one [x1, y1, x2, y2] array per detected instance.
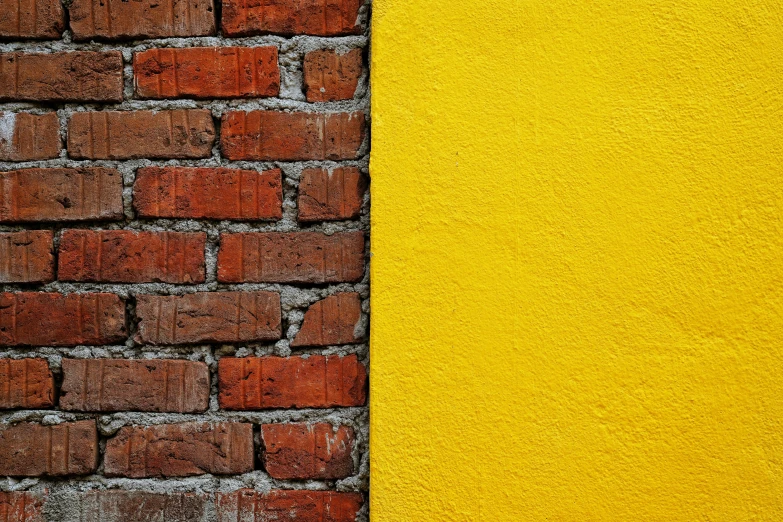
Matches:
[[0, 231, 54, 284], [0, 168, 123, 223], [0, 358, 55, 409], [0, 0, 64, 39], [216, 490, 362, 522], [67, 110, 215, 160], [0, 420, 97, 476], [220, 111, 364, 161], [217, 232, 365, 283], [0, 292, 126, 347], [58, 230, 206, 284], [134, 47, 279, 99], [304, 49, 363, 102], [0, 52, 123, 103], [218, 355, 367, 410], [0, 112, 60, 162], [222, 0, 362, 37], [261, 423, 355, 480], [134, 167, 282, 220], [298, 167, 367, 222], [292, 293, 362, 347], [76, 491, 209, 522], [60, 359, 210, 413], [69, 0, 216, 41], [104, 422, 254, 478], [135, 291, 281, 345], [0, 491, 45, 522]]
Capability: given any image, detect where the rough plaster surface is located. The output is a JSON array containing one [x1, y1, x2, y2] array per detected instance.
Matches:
[[0, 2, 370, 519], [371, 1, 783, 520]]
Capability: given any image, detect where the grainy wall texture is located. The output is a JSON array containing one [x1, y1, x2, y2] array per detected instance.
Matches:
[[0, 0, 370, 520]]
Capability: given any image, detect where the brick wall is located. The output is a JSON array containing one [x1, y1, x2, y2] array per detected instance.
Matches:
[[0, 0, 369, 519]]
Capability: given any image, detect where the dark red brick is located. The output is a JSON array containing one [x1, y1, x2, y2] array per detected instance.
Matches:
[[304, 49, 363, 102], [292, 293, 362, 347], [0, 358, 55, 409], [217, 232, 365, 283], [0, 420, 98, 476], [0, 168, 123, 223], [134, 167, 282, 220], [69, 0, 216, 41], [67, 110, 215, 160], [135, 291, 281, 345], [0, 0, 64, 39], [218, 355, 367, 410], [58, 230, 206, 284], [134, 47, 279, 99], [0, 231, 54, 283], [222, 0, 362, 37], [0, 491, 45, 521], [0, 52, 123, 102], [60, 359, 210, 413], [220, 111, 365, 161], [0, 292, 126, 347], [262, 423, 355, 480], [0, 112, 61, 162], [298, 167, 367, 222], [216, 490, 363, 522], [104, 422, 254, 478]]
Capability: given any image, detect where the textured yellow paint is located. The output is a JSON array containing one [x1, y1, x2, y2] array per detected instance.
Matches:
[[370, 1, 783, 520]]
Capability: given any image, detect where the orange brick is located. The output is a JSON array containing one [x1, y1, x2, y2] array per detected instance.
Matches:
[[0, 0, 64, 39], [304, 49, 363, 102], [134, 167, 282, 220], [222, 0, 362, 37], [298, 167, 367, 222], [216, 490, 363, 522], [0, 112, 61, 162], [218, 355, 367, 410], [292, 293, 363, 347], [135, 47, 279, 99], [220, 111, 365, 161], [67, 110, 215, 160], [0, 420, 98, 476], [0, 359, 55, 409], [261, 423, 355, 479], [217, 232, 365, 283]]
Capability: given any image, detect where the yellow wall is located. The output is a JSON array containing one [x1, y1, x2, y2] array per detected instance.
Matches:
[[370, 1, 783, 520]]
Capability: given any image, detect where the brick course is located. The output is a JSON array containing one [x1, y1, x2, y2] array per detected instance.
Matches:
[[0, 1, 368, 515]]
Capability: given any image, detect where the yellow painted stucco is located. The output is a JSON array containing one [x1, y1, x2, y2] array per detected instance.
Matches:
[[369, 1, 783, 520]]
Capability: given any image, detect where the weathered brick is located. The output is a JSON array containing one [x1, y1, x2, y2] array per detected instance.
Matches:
[[104, 422, 254, 478], [67, 110, 215, 160], [261, 423, 355, 480], [218, 355, 367, 410], [134, 167, 282, 220], [60, 359, 210, 413], [58, 230, 206, 284], [0, 52, 123, 103], [0, 112, 60, 162], [0, 231, 54, 283], [216, 490, 363, 522], [220, 111, 364, 161], [0, 420, 97, 476], [69, 0, 216, 41], [0, 168, 123, 223], [222, 0, 362, 37], [304, 49, 363, 102], [75, 491, 209, 522], [298, 167, 367, 222], [292, 293, 362, 347], [218, 232, 365, 283], [0, 292, 126, 347], [0, 358, 55, 409], [135, 291, 280, 345], [0, 491, 45, 522], [134, 47, 279, 99], [0, 0, 64, 39]]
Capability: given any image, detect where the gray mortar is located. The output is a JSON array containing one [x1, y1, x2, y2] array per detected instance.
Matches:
[[0, 1, 371, 520]]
